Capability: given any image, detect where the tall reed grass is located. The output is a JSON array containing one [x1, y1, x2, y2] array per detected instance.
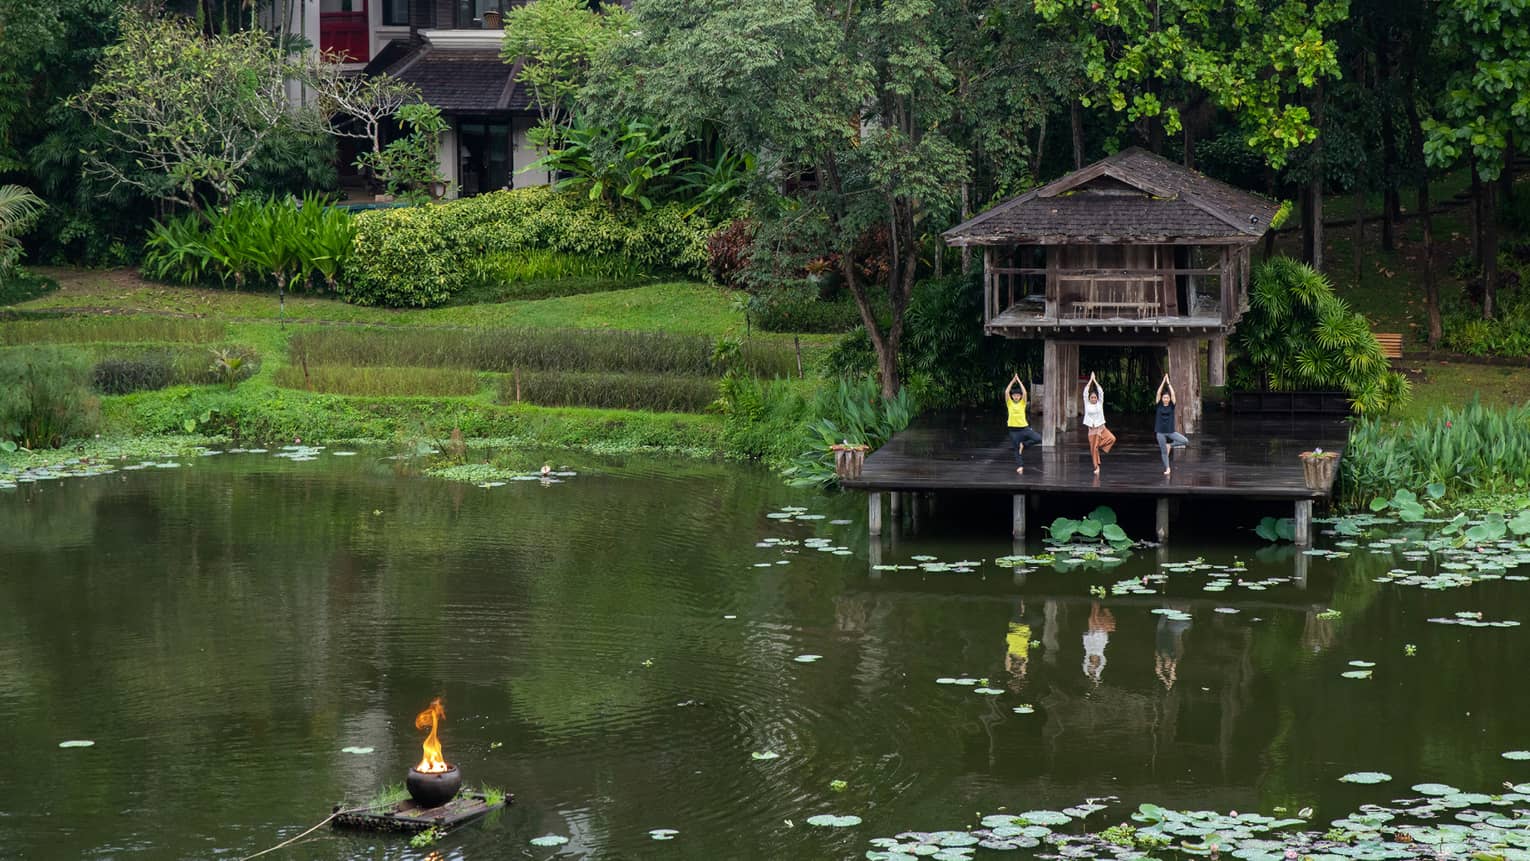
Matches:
[[289, 328, 795, 378], [1339, 400, 1530, 506], [272, 364, 483, 397], [0, 316, 226, 345], [90, 346, 259, 394], [496, 370, 719, 413]]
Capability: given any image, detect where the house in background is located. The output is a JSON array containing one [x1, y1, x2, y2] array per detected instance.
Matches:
[[312, 0, 550, 197]]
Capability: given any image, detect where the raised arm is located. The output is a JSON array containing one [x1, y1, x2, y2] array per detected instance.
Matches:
[[1164, 374, 1177, 403], [1005, 373, 1018, 402], [1087, 371, 1103, 400], [1155, 374, 1168, 400]]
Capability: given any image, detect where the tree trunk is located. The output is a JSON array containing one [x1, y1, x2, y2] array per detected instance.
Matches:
[[959, 183, 971, 275], [1418, 176, 1441, 347], [1406, 86, 1441, 346], [1483, 178, 1498, 319], [1033, 112, 1047, 179], [1301, 81, 1325, 272], [1354, 185, 1364, 286], [1377, 24, 1398, 252], [1071, 102, 1084, 169], [1501, 134, 1516, 206], [1182, 119, 1194, 168], [1470, 165, 1482, 262]]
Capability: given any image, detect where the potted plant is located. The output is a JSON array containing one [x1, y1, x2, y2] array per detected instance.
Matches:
[[1299, 447, 1339, 491], [482, 9, 503, 28]]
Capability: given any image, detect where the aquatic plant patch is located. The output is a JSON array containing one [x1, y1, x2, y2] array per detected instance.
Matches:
[[864, 786, 1530, 861], [0, 316, 226, 346]]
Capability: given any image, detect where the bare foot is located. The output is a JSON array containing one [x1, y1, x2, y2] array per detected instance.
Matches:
[[1016, 466, 1024, 474], [1163, 468, 1171, 475], [1093, 467, 1100, 475]]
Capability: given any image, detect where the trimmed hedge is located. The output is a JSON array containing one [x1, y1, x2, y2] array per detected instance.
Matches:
[[343, 187, 715, 307]]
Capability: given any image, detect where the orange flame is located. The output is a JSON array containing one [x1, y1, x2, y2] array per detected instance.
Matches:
[[413, 698, 449, 773]]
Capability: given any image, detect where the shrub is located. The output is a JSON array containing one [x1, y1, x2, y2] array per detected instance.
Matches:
[[783, 376, 916, 486], [496, 370, 719, 413], [288, 327, 794, 378], [88, 346, 259, 394], [1231, 257, 1410, 415], [0, 347, 99, 448], [707, 219, 754, 289], [753, 286, 866, 334], [459, 249, 655, 302], [343, 186, 713, 307], [1339, 401, 1530, 506], [272, 364, 482, 397], [716, 372, 811, 465], [92, 354, 173, 394], [142, 194, 355, 293]]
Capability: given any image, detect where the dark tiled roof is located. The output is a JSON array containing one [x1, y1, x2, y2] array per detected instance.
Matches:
[[376, 44, 532, 114], [945, 147, 1280, 245]]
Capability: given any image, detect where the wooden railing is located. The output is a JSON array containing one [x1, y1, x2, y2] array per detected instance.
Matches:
[[983, 266, 1225, 322]]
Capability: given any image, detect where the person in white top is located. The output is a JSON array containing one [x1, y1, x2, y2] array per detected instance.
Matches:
[[1082, 372, 1116, 475]]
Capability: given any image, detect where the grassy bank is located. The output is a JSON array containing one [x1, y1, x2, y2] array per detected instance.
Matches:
[[2, 270, 835, 466]]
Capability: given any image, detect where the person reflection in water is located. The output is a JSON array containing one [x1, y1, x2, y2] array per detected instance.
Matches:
[[1082, 602, 1115, 686], [1155, 607, 1191, 691], [1006, 602, 1033, 691]]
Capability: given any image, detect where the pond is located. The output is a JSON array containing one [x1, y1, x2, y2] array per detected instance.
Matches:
[[2, 451, 1528, 859]]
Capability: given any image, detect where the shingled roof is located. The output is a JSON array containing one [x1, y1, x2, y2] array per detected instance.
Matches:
[[944, 147, 1280, 246], [371, 44, 534, 114]]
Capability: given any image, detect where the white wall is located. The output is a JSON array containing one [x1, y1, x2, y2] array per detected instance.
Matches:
[[512, 117, 549, 188]]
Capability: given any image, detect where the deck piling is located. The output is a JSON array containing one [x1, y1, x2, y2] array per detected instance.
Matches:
[[1012, 494, 1026, 540], [1155, 498, 1170, 543], [1294, 499, 1313, 546], [868, 492, 882, 536]]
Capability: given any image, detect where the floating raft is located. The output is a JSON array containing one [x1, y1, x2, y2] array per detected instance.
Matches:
[[332, 792, 511, 834]]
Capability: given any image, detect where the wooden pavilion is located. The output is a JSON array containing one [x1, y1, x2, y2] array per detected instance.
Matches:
[[943, 147, 1281, 445]]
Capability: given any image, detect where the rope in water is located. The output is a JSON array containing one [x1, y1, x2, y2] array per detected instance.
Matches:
[[235, 799, 388, 861], [236, 813, 339, 861]]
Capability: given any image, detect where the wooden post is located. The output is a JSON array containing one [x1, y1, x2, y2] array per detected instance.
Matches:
[[868, 493, 882, 536], [1156, 497, 1170, 543], [1058, 342, 1080, 435], [890, 491, 902, 520], [1168, 337, 1201, 432], [1207, 336, 1227, 388], [984, 247, 996, 322], [1041, 339, 1059, 447], [1294, 499, 1313, 547], [1012, 494, 1026, 540]]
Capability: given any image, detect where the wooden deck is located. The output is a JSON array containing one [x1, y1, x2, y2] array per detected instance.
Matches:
[[842, 413, 1349, 544]]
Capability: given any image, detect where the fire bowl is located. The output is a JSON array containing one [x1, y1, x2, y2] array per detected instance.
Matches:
[[406, 765, 462, 808]]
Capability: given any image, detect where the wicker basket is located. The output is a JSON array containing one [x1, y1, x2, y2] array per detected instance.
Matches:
[[1300, 451, 1338, 491], [831, 444, 870, 480]]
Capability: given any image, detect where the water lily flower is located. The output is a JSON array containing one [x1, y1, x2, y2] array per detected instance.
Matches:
[[1285, 849, 1299, 859]]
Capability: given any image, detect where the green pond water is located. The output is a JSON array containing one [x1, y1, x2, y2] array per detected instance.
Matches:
[[2, 451, 1529, 860]]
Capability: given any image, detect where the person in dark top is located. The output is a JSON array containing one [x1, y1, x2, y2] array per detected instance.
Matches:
[[1154, 374, 1189, 475]]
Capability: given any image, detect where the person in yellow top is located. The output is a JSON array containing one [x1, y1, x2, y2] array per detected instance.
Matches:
[[1005, 373, 1042, 473]]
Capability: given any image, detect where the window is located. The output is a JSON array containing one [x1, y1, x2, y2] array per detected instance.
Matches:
[[455, 0, 507, 28], [382, 0, 410, 26], [457, 119, 512, 197]]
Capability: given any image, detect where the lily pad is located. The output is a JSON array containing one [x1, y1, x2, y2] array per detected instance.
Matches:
[[806, 813, 862, 827], [794, 654, 823, 663], [1412, 783, 1460, 796], [648, 828, 679, 840], [341, 746, 374, 755], [1339, 772, 1392, 784], [529, 834, 569, 847], [57, 740, 95, 749], [1340, 670, 1374, 679], [1503, 750, 1530, 760], [751, 751, 780, 760]]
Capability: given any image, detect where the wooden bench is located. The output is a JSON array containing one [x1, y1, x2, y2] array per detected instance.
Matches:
[[1375, 332, 1403, 359]]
